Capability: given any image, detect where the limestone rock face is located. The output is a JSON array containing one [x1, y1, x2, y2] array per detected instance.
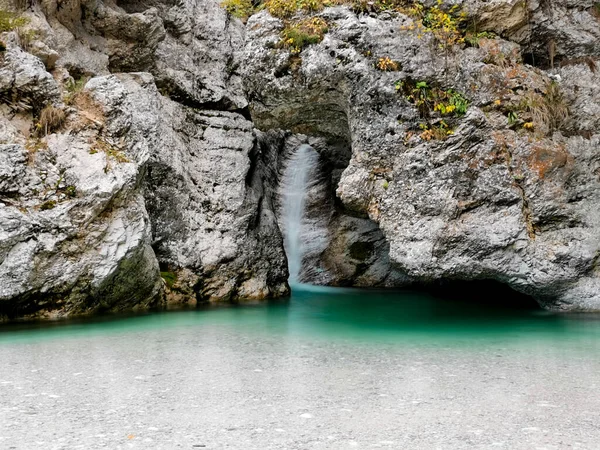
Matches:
[[12, 0, 246, 108], [143, 102, 288, 303], [242, 6, 600, 309], [0, 61, 288, 319], [461, 0, 600, 67], [0, 70, 163, 320], [151, 0, 248, 109], [0, 0, 288, 319], [2, 0, 600, 317], [0, 35, 60, 108]]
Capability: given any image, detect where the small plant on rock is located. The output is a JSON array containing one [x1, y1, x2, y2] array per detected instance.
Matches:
[[395, 79, 469, 118], [64, 76, 89, 96], [63, 185, 77, 198], [280, 17, 328, 53], [396, 79, 469, 142], [35, 105, 66, 136], [518, 81, 569, 137], [221, 0, 255, 20], [406, 1, 467, 49], [418, 120, 452, 140], [40, 200, 57, 211], [507, 110, 518, 126], [464, 30, 496, 48], [0, 9, 29, 32], [16, 27, 37, 52], [351, 0, 405, 13], [376, 56, 400, 71]]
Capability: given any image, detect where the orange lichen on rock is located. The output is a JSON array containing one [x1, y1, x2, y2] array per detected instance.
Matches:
[[527, 143, 572, 180]]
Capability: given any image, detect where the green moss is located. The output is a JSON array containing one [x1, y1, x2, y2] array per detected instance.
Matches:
[[40, 200, 57, 211], [64, 185, 77, 198], [161, 271, 177, 289]]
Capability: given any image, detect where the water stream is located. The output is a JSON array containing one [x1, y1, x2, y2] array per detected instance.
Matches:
[[279, 144, 320, 283]]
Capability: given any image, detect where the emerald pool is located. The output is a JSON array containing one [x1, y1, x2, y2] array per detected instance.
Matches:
[[1, 285, 599, 449]]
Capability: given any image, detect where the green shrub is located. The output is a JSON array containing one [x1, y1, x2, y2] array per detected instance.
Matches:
[[395, 79, 469, 118], [40, 200, 57, 211], [221, 0, 255, 20], [396, 78, 469, 142], [0, 9, 29, 32]]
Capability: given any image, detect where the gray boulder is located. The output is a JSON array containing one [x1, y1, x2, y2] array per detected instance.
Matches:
[[0, 34, 60, 109], [0, 71, 164, 320], [144, 99, 288, 303]]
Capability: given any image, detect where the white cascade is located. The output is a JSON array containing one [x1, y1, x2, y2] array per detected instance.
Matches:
[[279, 144, 320, 284]]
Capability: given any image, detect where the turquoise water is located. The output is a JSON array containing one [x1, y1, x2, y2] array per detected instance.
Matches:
[[1, 284, 599, 351], [2, 285, 600, 449]]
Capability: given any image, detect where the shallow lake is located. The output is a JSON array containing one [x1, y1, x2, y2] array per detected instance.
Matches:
[[1, 285, 599, 449]]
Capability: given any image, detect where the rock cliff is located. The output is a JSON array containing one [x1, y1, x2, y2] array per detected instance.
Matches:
[[0, 0, 599, 319]]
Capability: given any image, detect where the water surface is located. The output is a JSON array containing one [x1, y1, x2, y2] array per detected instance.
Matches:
[[1, 286, 599, 449]]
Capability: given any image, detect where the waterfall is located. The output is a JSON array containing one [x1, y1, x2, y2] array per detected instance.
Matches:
[[279, 144, 320, 284]]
